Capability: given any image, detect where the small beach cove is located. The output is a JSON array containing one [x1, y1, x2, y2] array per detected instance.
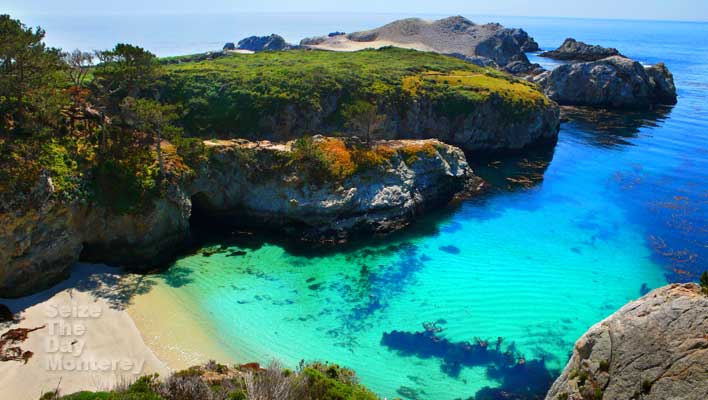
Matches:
[[1, 13, 707, 400]]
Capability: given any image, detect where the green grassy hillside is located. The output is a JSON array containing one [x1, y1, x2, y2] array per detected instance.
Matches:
[[160, 47, 550, 135]]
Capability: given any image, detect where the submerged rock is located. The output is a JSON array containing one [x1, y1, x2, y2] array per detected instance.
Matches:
[[237, 34, 292, 51], [533, 56, 678, 108], [540, 38, 621, 62], [545, 283, 708, 400], [0, 138, 479, 297]]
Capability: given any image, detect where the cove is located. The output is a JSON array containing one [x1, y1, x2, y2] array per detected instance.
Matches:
[[126, 17, 708, 400]]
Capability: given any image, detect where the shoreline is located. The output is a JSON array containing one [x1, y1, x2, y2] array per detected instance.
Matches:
[[0, 264, 169, 400], [126, 279, 236, 371]]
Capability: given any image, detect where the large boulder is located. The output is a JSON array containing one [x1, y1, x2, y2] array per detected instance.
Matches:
[[237, 34, 292, 52], [533, 56, 678, 108], [545, 283, 708, 400], [540, 38, 621, 62]]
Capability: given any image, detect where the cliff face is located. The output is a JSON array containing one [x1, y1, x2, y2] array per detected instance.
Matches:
[[251, 94, 560, 154], [545, 283, 708, 400], [190, 138, 474, 237], [0, 138, 477, 298]]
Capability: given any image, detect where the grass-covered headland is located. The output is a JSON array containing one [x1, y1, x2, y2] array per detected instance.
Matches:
[[0, 13, 551, 215]]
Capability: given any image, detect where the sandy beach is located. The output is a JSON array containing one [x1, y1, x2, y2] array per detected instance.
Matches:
[[0, 264, 169, 400]]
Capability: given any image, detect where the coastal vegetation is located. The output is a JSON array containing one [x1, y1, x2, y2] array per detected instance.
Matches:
[[160, 48, 551, 135], [40, 360, 378, 400], [0, 13, 549, 215]]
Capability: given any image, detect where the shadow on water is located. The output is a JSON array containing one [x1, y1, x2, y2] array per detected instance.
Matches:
[[469, 143, 556, 194], [381, 321, 558, 400], [560, 105, 673, 148]]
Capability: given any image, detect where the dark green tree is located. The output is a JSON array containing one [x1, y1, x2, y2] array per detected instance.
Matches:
[[0, 14, 66, 134], [128, 98, 183, 179], [341, 100, 386, 143], [700, 271, 708, 296], [93, 43, 159, 104]]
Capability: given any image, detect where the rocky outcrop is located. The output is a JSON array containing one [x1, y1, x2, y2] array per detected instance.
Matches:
[[190, 137, 475, 238], [540, 38, 621, 62], [301, 16, 541, 74], [0, 138, 478, 298], [237, 34, 293, 52], [533, 56, 678, 108], [545, 283, 708, 400]]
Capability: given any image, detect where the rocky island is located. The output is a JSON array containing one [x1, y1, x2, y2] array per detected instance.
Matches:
[[539, 38, 622, 62], [533, 56, 678, 108]]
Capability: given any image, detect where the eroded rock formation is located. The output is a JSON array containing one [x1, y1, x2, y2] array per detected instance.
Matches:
[[545, 283, 708, 400]]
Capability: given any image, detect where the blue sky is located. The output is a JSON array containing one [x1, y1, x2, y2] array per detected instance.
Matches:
[[4, 0, 708, 22]]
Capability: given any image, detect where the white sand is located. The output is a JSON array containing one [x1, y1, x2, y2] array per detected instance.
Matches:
[[0, 265, 169, 400], [307, 39, 435, 53]]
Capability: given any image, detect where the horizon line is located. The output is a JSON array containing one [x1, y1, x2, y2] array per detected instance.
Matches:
[[7, 10, 708, 25]]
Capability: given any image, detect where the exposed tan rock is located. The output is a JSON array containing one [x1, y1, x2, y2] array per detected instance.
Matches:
[[545, 283, 708, 400]]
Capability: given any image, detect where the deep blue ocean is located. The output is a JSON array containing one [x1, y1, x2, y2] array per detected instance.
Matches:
[[19, 12, 708, 399]]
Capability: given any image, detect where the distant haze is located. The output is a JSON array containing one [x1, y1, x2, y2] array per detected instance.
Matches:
[[5, 0, 708, 22]]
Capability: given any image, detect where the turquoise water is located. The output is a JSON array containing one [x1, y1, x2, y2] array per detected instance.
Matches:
[[25, 13, 707, 399]]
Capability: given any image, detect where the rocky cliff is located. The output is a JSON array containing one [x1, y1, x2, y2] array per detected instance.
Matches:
[[533, 56, 678, 109], [540, 38, 622, 62], [545, 283, 708, 400], [0, 138, 477, 298]]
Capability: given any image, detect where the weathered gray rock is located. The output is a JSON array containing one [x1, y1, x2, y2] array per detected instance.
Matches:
[[237, 34, 292, 52], [190, 137, 476, 238], [540, 38, 621, 62], [0, 138, 478, 297], [533, 56, 678, 108], [545, 283, 708, 400]]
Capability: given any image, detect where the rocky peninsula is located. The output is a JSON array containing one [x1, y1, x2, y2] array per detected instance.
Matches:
[[546, 283, 708, 400], [300, 16, 542, 74]]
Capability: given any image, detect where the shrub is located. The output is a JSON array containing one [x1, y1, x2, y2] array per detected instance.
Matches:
[[599, 360, 610, 372], [243, 360, 303, 400], [641, 379, 653, 394], [700, 271, 708, 295], [594, 387, 603, 400]]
